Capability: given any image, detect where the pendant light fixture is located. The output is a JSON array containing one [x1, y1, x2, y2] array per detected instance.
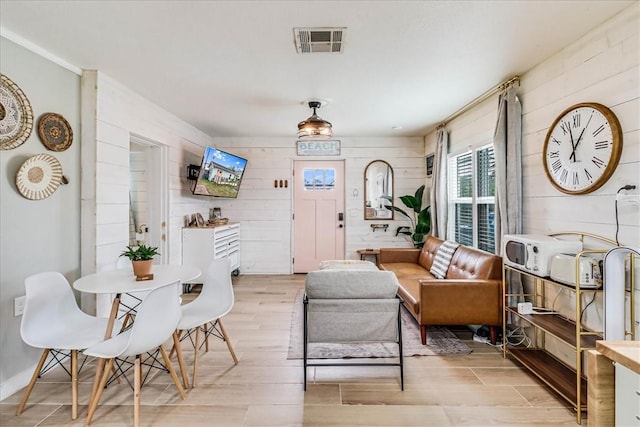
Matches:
[[297, 100, 332, 140]]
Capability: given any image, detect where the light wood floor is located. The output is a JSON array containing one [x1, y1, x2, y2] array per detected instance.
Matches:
[[1, 274, 586, 426]]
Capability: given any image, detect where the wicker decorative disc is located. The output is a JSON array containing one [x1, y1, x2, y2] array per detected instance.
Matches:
[[38, 112, 73, 151], [16, 153, 63, 200], [0, 73, 34, 150]]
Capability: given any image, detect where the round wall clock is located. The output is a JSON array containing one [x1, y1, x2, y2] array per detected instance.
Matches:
[[0, 73, 34, 150], [543, 102, 623, 195]]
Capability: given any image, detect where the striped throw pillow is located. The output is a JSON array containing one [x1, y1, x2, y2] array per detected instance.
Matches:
[[429, 241, 460, 279]]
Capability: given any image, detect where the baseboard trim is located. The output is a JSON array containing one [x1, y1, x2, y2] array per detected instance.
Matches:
[[0, 367, 33, 401]]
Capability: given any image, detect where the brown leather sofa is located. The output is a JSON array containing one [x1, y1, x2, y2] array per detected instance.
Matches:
[[378, 236, 503, 345]]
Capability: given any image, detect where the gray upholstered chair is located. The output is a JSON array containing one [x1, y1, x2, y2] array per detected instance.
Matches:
[[303, 269, 404, 390]]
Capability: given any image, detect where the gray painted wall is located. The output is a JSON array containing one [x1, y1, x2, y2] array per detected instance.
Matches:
[[0, 37, 81, 397]]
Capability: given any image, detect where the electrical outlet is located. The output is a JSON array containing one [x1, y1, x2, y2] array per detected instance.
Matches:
[[14, 296, 26, 317]]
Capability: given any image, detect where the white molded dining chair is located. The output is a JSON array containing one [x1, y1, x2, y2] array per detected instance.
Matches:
[[16, 272, 117, 420], [83, 281, 186, 427], [172, 258, 238, 388]]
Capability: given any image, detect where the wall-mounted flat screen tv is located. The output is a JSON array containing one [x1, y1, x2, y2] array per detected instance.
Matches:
[[192, 146, 248, 198]]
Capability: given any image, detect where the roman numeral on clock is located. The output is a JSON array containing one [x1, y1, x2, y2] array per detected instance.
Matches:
[[572, 113, 581, 128], [592, 156, 606, 168], [559, 168, 568, 184], [549, 151, 559, 158], [572, 171, 579, 186], [594, 140, 609, 150], [592, 124, 605, 137], [584, 168, 593, 182], [551, 159, 562, 173]]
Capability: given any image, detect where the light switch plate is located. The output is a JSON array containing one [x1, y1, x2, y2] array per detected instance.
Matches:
[[14, 295, 26, 316]]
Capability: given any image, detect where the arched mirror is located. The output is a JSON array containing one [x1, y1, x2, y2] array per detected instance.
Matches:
[[364, 160, 394, 220]]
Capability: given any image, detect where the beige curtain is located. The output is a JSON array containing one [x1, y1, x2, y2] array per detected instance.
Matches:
[[429, 127, 449, 238], [494, 85, 522, 249], [493, 85, 523, 319]]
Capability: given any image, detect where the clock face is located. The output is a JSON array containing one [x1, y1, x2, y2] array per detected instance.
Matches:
[[543, 103, 622, 194]]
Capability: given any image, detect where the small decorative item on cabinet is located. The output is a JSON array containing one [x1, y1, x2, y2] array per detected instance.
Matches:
[[120, 244, 160, 280], [208, 217, 229, 226]]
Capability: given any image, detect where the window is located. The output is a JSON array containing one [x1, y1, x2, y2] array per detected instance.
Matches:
[[448, 144, 495, 253], [303, 168, 335, 190]]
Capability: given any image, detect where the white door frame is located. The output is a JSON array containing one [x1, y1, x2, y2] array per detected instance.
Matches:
[[130, 134, 168, 264]]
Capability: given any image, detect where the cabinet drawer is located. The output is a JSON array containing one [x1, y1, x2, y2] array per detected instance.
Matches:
[[615, 363, 640, 426]]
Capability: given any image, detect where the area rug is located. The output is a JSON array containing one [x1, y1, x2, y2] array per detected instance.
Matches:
[[287, 290, 472, 359]]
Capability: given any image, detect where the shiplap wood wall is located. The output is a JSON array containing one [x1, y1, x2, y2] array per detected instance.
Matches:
[[80, 71, 214, 314], [208, 137, 426, 274], [426, 6, 638, 247], [424, 4, 639, 363], [129, 149, 148, 244]]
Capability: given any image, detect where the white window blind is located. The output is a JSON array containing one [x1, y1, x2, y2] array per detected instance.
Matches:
[[448, 144, 495, 253]]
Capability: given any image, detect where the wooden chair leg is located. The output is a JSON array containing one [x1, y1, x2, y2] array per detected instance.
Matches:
[[218, 319, 239, 365], [85, 358, 113, 426], [159, 346, 186, 399], [205, 323, 210, 352], [168, 329, 183, 360], [172, 331, 189, 389], [71, 350, 78, 420], [133, 355, 141, 427], [420, 325, 427, 345], [120, 312, 134, 332], [88, 358, 107, 406], [193, 327, 200, 387], [16, 348, 49, 416]]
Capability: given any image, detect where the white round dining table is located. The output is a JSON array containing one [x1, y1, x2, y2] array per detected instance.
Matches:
[[73, 264, 201, 295]]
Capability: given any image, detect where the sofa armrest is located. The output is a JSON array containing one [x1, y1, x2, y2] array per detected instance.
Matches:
[[417, 279, 503, 325], [378, 248, 421, 264]]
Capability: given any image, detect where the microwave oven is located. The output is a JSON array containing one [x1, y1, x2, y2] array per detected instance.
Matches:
[[503, 234, 583, 277]]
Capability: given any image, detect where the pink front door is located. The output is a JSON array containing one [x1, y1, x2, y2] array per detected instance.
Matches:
[[293, 160, 345, 273]]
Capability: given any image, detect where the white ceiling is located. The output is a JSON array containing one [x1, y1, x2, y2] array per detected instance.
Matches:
[[0, 1, 634, 138]]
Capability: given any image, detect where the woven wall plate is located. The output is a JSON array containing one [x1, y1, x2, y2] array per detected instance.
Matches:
[[16, 153, 63, 200], [0, 73, 34, 150], [38, 112, 73, 151]]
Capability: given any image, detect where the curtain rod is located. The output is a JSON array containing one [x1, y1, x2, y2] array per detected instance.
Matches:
[[437, 75, 520, 129]]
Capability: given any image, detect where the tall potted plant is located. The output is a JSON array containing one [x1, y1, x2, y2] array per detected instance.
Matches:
[[384, 184, 431, 248], [120, 244, 160, 278]]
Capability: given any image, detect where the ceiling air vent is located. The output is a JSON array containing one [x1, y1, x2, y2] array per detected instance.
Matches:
[[293, 27, 346, 54]]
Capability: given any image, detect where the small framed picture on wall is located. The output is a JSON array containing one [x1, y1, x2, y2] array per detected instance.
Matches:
[[425, 153, 434, 178]]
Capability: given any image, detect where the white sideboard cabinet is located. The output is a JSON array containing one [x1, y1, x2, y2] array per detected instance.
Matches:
[[182, 223, 240, 284]]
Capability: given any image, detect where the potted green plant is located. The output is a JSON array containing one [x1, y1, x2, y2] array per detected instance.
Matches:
[[120, 244, 160, 278], [384, 184, 431, 248]]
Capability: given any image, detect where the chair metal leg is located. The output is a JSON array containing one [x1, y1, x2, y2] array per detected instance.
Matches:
[[398, 303, 404, 391], [172, 330, 189, 389], [217, 319, 239, 364], [16, 348, 49, 416], [85, 358, 113, 426], [303, 296, 308, 391]]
